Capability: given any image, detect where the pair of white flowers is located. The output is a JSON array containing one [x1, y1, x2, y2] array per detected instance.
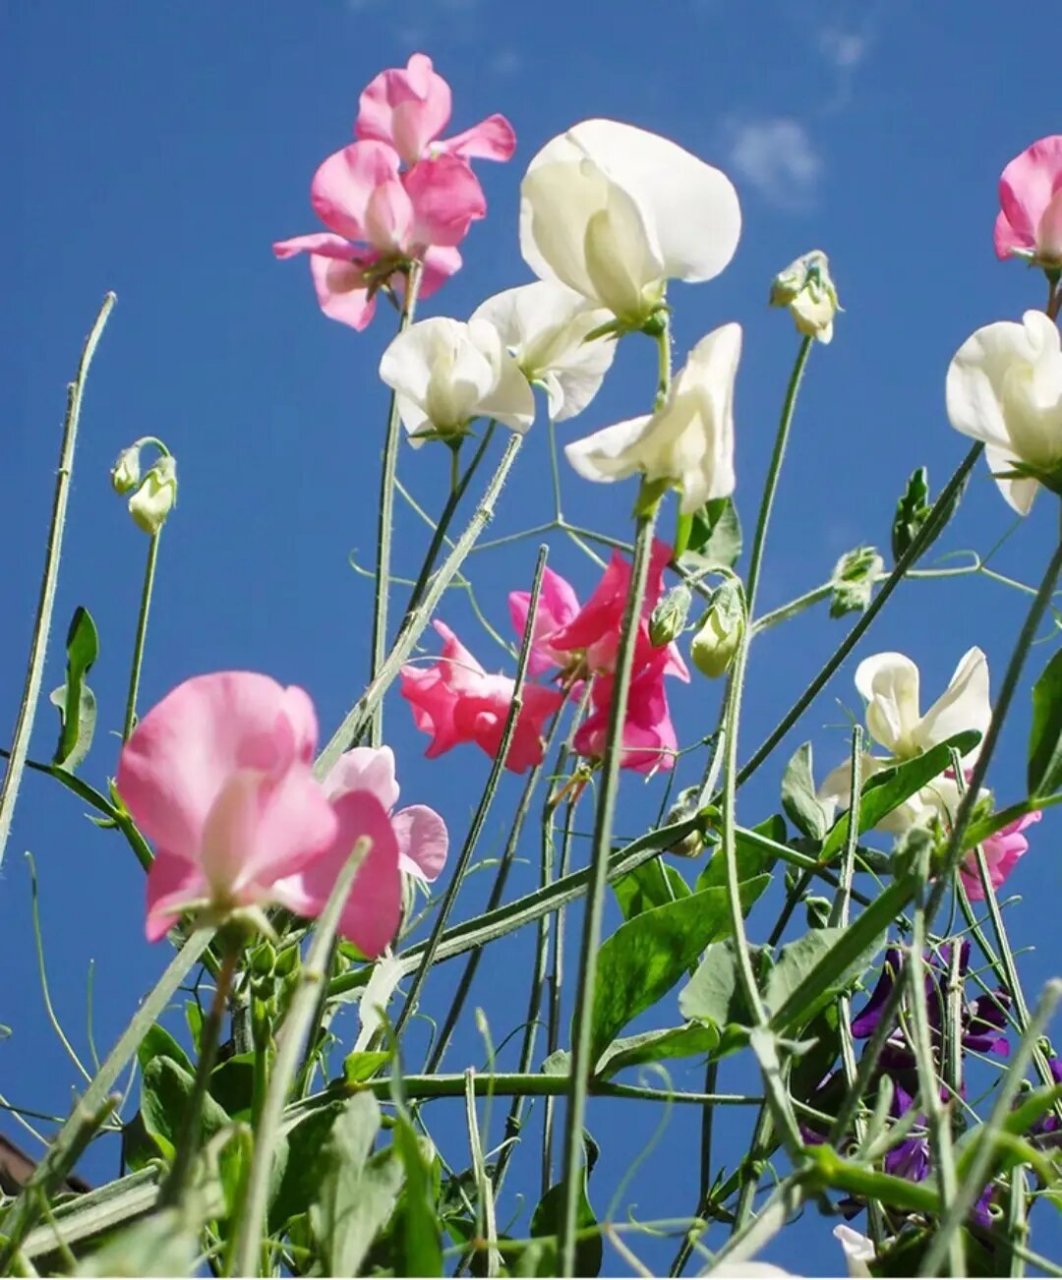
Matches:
[[948, 310, 1062, 514], [819, 646, 991, 833], [379, 118, 743, 513]]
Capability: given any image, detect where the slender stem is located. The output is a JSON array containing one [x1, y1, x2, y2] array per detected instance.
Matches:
[[393, 546, 549, 1041], [315, 433, 524, 777], [557, 506, 658, 1274], [230, 842, 370, 1277], [667, 1058, 721, 1276], [735, 442, 983, 788], [543, 797, 577, 1195], [464, 1071, 500, 1278], [159, 937, 240, 1206], [0, 294, 115, 871], [746, 336, 812, 617], [368, 262, 423, 748], [122, 530, 161, 740], [0, 927, 212, 1264], [547, 418, 565, 520]]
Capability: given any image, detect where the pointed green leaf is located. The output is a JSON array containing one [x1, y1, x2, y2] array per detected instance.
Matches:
[[48, 606, 99, 771], [140, 1057, 230, 1163], [393, 1116, 443, 1277], [612, 858, 690, 920], [1028, 648, 1062, 796], [697, 814, 783, 892], [683, 497, 742, 568], [892, 466, 931, 562], [829, 546, 883, 619], [593, 1022, 721, 1079], [529, 1137, 601, 1278], [781, 743, 829, 841]]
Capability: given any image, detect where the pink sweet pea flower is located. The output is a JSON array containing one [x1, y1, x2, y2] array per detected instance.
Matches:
[[574, 651, 678, 774], [960, 810, 1042, 901], [117, 672, 341, 942], [356, 53, 516, 168], [994, 137, 1062, 267], [508, 567, 581, 676], [400, 621, 564, 773], [274, 140, 484, 330], [322, 746, 448, 883]]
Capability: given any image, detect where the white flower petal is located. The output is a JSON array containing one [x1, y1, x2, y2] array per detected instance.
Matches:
[[917, 645, 991, 757], [565, 414, 654, 483], [985, 442, 1040, 514], [855, 652, 921, 757], [833, 1225, 874, 1278], [946, 318, 1033, 453]]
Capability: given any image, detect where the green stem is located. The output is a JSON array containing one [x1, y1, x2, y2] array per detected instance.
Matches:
[[394, 545, 549, 1041], [0, 294, 115, 871], [368, 262, 423, 749], [736, 442, 983, 788], [230, 842, 371, 1277], [159, 937, 240, 1206], [315, 432, 524, 777], [746, 336, 812, 617], [122, 530, 161, 741], [0, 926, 212, 1264], [557, 506, 659, 1274]]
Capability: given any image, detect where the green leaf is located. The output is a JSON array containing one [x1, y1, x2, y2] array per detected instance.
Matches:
[[697, 814, 783, 892], [393, 1116, 443, 1277], [309, 1094, 402, 1278], [272, 1101, 351, 1229], [683, 497, 742, 569], [963, 791, 1062, 851], [586, 879, 768, 1068], [678, 941, 757, 1061], [767, 874, 918, 1033], [781, 743, 829, 842], [529, 1140, 602, 1278], [612, 859, 690, 921], [1028, 648, 1062, 796], [819, 731, 980, 860], [48, 606, 99, 771], [593, 1022, 721, 1079], [136, 1023, 193, 1078], [140, 1057, 230, 1163], [75, 1207, 198, 1277], [829, 546, 884, 619], [891, 465, 966, 565], [343, 1049, 392, 1084]]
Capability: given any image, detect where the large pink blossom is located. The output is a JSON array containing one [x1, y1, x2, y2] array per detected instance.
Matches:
[[960, 810, 1042, 901], [117, 673, 340, 942], [400, 621, 564, 773], [994, 136, 1062, 266], [356, 53, 516, 168], [574, 651, 678, 774], [507, 567, 581, 676], [274, 140, 484, 330]]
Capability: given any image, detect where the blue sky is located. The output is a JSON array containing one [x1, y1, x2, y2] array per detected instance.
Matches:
[[3, 1, 1062, 1274]]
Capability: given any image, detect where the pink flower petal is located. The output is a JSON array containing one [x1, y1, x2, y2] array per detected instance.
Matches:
[[273, 233, 358, 261], [324, 746, 401, 811], [309, 254, 379, 331], [418, 245, 463, 298], [392, 803, 449, 881], [356, 53, 454, 165], [145, 849, 204, 943], [438, 115, 517, 163], [961, 810, 1042, 900], [508, 566, 582, 675], [405, 154, 487, 248], [995, 136, 1062, 261], [310, 141, 403, 242]]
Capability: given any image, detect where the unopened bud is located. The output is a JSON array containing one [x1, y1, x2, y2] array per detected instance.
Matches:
[[649, 584, 691, 648], [111, 445, 142, 494], [769, 249, 840, 344], [690, 581, 744, 679], [128, 456, 177, 534]]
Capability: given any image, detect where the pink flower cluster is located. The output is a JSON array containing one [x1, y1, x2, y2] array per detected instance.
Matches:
[[274, 54, 515, 330], [117, 673, 447, 953], [960, 810, 1041, 902], [995, 135, 1062, 268], [401, 541, 689, 774]]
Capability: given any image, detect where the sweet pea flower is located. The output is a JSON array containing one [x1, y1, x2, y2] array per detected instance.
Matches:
[[994, 136, 1062, 267], [574, 650, 679, 773], [946, 310, 1062, 514], [769, 249, 841, 344], [833, 1227, 875, 1279], [117, 672, 339, 941], [566, 324, 740, 514], [400, 621, 565, 772], [379, 316, 536, 444], [520, 119, 741, 327], [960, 809, 1042, 901], [507, 566, 581, 676], [274, 141, 484, 331], [356, 52, 516, 168], [471, 282, 616, 422]]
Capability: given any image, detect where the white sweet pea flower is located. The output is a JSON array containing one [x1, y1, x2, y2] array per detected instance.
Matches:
[[564, 323, 740, 513], [379, 316, 536, 446], [946, 309, 1062, 514], [833, 1226, 874, 1278], [769, 249, 840, 344], [520, 119, 741, 327], [470, 282, 615, 422], [818, 648, 991, 834]]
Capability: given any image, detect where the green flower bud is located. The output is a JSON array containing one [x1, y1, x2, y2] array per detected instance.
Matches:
[[769, 249, 841, 344], [649, 583, 691, 648], [128, 455, 177, 534], [690, 581, 744, 679]]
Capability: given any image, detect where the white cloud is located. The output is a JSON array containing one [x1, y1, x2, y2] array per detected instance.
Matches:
[[487, 48, 522, 78], [723, 117, 823, 213], [818, 27, 867, 69]]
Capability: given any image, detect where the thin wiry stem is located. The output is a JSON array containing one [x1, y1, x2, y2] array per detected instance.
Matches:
[[121, 530, 161, 741]]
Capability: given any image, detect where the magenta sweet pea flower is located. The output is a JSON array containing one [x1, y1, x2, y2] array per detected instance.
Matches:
[[994, 136, 1062, 267], [960, 809, 1042, 901], [574, 650, 679, 774], [400, 621, 565, 773], [117, 672, 341, 942], [356, 52, 516, 168], [507, 567, 581, 676], [274, 140, 484, 330]]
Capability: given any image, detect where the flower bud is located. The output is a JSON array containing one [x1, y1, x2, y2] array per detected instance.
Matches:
[[690, 581, 744, 679], [128, 455, 177, 534], [111, 445, 142, 494], [769, 249, 840, 344], [649, 583, 691, 648]]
